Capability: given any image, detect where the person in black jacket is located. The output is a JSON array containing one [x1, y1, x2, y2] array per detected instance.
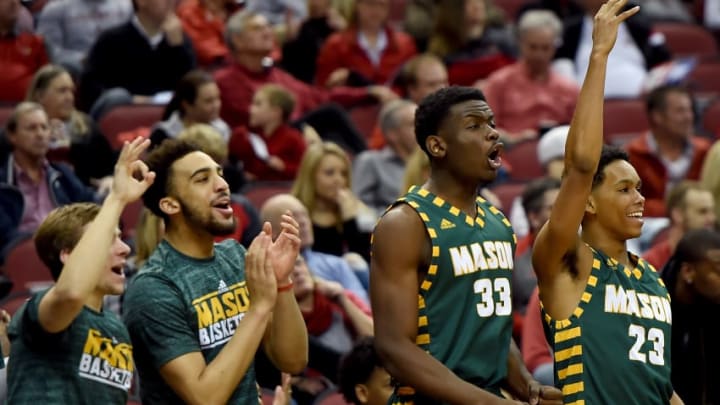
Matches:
[[662, 228, 720, 405], [78, 0, 196, 118]]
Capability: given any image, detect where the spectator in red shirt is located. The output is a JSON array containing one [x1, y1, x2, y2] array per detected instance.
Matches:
[[229, 84, 307, 182], [176, 0, 241, 67], [643, 181, 716, 271], [215, 9, 397, 154], [481, 10, 578, 145], [626, 85, 711, 217], [315, 0, 416, 88], [0, 0, 50, 103]]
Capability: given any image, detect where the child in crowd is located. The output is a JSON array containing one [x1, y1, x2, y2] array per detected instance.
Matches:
[[229, 84, 307, 181]]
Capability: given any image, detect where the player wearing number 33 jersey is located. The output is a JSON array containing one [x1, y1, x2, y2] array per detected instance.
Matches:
[[388, 186, 516, 403]]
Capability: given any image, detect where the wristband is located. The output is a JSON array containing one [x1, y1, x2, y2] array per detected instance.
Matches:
[[277, 281, 294, 292]]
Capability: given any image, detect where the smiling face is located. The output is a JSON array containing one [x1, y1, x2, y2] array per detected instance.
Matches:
[[588, 160, 646, 240], [431, 99, 502, 184], [164, 151, 236, 235]]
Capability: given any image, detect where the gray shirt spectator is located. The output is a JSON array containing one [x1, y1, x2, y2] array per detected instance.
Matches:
[[37, 0, 132, 74], [352, 100, 417, 215]]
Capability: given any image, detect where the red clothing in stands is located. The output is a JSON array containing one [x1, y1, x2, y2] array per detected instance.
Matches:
[[315, 27, 416, 86], [521, 287, 552, 374], [215, 62, 372, 129], [177, 0, 230, 66], [447, 53, 514, 86], [626, 133, 711, 217], [0, 30, 49, 102], [642, 239, 672, 271], [515, 232, 535, 258], [229, 125, 307, 181], [483, 61, 578, 133]]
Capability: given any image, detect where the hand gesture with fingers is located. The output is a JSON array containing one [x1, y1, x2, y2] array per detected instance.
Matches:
[[592, 0, 640, 56], [111, 137, 156, 204], [245, 232, 278, 313], [267, 213, 301, 283]]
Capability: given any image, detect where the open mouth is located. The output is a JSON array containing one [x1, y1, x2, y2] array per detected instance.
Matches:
[[212, 197, 234, 217], [487, 143, 503, 169], [627, 211, 644, 223], [111, 265, 124, 276]]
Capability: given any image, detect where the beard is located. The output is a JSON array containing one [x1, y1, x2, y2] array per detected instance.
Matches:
[[179, 198, 237, 236]]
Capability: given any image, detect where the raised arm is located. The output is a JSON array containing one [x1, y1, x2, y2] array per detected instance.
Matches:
[[38, 138, 155, 333], [371, 205, 514, 405], [532, 0, 639, 281]]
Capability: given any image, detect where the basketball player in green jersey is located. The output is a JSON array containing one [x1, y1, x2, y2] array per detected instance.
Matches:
[[531, 0, 684, 403], [371, 87, 563, 404]]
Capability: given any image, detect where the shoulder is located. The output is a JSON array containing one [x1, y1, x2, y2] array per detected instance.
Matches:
[[376, 202, 425, 234], [353, 150, 381, 166], [214, 239, 247, 261]]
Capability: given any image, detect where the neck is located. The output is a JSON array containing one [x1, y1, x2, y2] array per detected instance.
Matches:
[[424, 170, 480, 217], [466, 24, 484, 40], [136, 12, 163, 37], [582, 225, 631, 266], [164, 221, 216, 259], [360, 26, 382, 42], [665, 225, 684, 251], [524, 61, 549, 81], [86, 291, 105, 312], [204, 0, 227, 18], [181, 115, 197, 128], [673, 278, 697, 305], [313, 197, 338, 214], [234, 52, 266, 73], [652, 130, 686, 160], [262, 121, 280, 137], [13, 152, 44, 180], [391, 144, 412, 162]]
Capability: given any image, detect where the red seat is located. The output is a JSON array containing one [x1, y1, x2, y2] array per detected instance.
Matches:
[[489, 182, 526, 214], [349, 104, 382, 141], [503, 139, 543, 181], [603, 99, 648, 145], [653, 23, 719, 58], [242, 181, 294, 210], [99, 105, 164, 150], [702, 98, 720, 137], [3, 235, 53, 294], [685, 61, 720, 97]]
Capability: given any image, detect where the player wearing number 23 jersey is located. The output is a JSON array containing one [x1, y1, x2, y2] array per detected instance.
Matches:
[[387, 186, 516, 404], [531, 1, 682, 404], [543, 248, 673, 404]]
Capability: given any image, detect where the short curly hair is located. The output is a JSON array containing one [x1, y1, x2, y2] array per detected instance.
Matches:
[[338, 337, 383, 405], [142, 139, 202, 221], [592, 145, 630, 189], [415, 86, 486, 155]]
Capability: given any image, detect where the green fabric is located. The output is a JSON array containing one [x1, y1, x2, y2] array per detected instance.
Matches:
[[7, 289, 132, 404], [544, 248, 673, 404], [387, 186, 516, 404], [123, 239, 259, 404]]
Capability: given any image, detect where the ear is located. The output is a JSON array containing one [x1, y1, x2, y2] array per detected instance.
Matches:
[[355, 384, 369, 404], [679, 262, 695, 284], [585, 194, 597, 215], [425, 135, 446, 159], [159, 196, 181, 217], [59, 249, 71, 265]]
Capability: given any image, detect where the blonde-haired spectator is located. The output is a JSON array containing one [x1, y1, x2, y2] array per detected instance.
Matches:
[[292, 142, 375, 262]]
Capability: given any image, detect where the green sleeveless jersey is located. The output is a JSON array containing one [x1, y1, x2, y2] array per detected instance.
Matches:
[[387, 186, 516, 405], [543, 248, 673, 405]]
